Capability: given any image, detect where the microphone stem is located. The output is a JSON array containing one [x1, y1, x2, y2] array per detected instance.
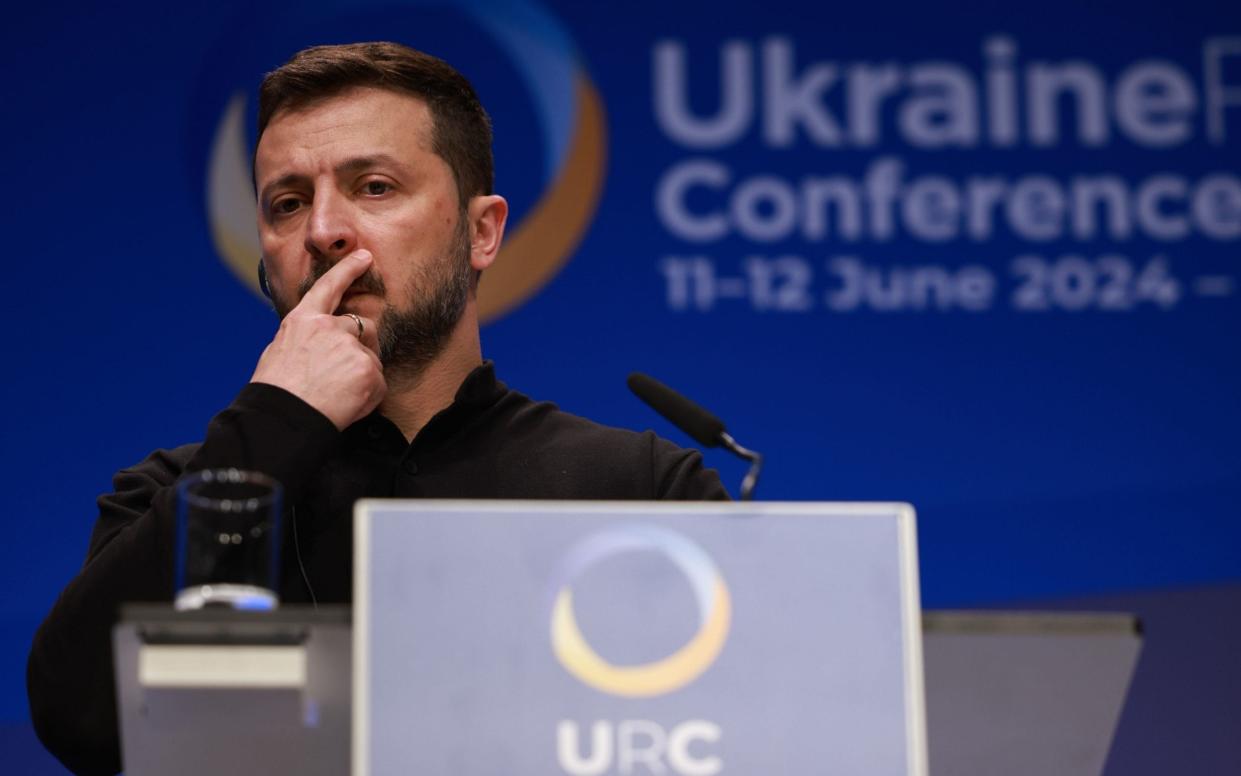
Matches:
[[719, 432, 763, 501]]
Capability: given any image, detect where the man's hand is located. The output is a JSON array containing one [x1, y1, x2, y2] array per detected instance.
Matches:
[[251, 251, 386, 430]]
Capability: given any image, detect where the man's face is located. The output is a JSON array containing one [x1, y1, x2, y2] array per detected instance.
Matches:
[[254, 86, 472, 376]]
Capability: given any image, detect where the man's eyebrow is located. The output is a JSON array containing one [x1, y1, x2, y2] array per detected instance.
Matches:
[[258, 172, 310, 205], [336, 154, 405, 176], [259, 155, 408, 203]]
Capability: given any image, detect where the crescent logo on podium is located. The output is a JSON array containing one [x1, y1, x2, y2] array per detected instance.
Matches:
[[205, 0, 607, 324], [549, 525, 732, 698]]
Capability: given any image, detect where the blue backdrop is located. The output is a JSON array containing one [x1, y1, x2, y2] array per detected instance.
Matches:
[[3, 0, 1238, 772]]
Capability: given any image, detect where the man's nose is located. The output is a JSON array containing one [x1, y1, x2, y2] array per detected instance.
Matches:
[[305, 189, 356, 260]]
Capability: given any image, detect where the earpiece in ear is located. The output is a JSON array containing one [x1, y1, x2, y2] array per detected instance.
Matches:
[[257, 260, 273, 300]]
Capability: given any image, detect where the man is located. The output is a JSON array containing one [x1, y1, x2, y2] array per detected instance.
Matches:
[[28, 42, 725, 776]]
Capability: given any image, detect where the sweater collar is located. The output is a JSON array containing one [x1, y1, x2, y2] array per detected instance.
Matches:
[[345, 360, 506, 450], [452, 359, 505, 410]]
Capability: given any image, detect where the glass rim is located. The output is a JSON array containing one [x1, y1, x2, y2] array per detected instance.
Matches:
[[177, 468, 283, 511]]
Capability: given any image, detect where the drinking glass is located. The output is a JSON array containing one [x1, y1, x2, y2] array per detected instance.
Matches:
[[174, 469, 283, 611]]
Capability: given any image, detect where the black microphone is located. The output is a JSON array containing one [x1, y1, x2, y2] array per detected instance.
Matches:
[[627, 373, 726, 447], [627, 373, 764, 500]]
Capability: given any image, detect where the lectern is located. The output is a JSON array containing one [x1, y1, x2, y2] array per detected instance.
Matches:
[[113, 501, 1139, 776]]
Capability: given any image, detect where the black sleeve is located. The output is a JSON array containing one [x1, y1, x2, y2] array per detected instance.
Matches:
[[648, 432, 731, 501], [26, 383, 340, 776]]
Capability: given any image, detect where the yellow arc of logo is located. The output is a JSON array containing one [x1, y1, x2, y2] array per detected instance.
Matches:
[[550, 579, 731, 698], [476, 72, 607, 323]]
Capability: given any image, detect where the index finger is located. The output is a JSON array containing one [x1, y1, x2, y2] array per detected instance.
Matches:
[[297, 251, 373, 314]]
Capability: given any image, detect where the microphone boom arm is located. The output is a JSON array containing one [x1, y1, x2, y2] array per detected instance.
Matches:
[[627, 372, 764, 502], [720, 432, 762, 501]]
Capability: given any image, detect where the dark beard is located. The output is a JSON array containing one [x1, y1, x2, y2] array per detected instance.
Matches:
[[276, 214, 472, 381], [375, 218, 471, 382]]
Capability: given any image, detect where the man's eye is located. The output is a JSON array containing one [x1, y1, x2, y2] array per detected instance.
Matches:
[[363, 181, 392, 196], [272, 198, 302, 215]]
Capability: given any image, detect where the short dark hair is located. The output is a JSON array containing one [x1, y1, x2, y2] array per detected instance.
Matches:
[[257, 41, 494, 207]]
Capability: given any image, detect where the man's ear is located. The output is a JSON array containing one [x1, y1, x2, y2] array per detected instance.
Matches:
[[467, 194, 508, 272]]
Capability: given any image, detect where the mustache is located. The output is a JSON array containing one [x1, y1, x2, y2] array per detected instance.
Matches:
[[297, 256, 387, 300]]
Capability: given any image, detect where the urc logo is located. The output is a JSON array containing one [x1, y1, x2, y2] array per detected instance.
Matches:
[[557, 719, 722, 776], [549, 525, 731, 775]]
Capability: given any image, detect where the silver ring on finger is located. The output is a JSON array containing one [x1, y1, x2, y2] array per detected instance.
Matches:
[[344, 313, 364, 339]]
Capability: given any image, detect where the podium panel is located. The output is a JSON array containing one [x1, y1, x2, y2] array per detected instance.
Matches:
[[354, 500, 927, 776], [923, 611, 1142, 776], [113, 607, 351, 776]]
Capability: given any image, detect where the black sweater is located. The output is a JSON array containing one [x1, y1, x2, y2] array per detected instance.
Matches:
[[27, 362, 726, 775]]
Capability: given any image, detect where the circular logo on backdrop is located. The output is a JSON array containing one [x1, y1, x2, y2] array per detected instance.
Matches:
[[549, 525, 732, 698], [202, 0, 606, 323]]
